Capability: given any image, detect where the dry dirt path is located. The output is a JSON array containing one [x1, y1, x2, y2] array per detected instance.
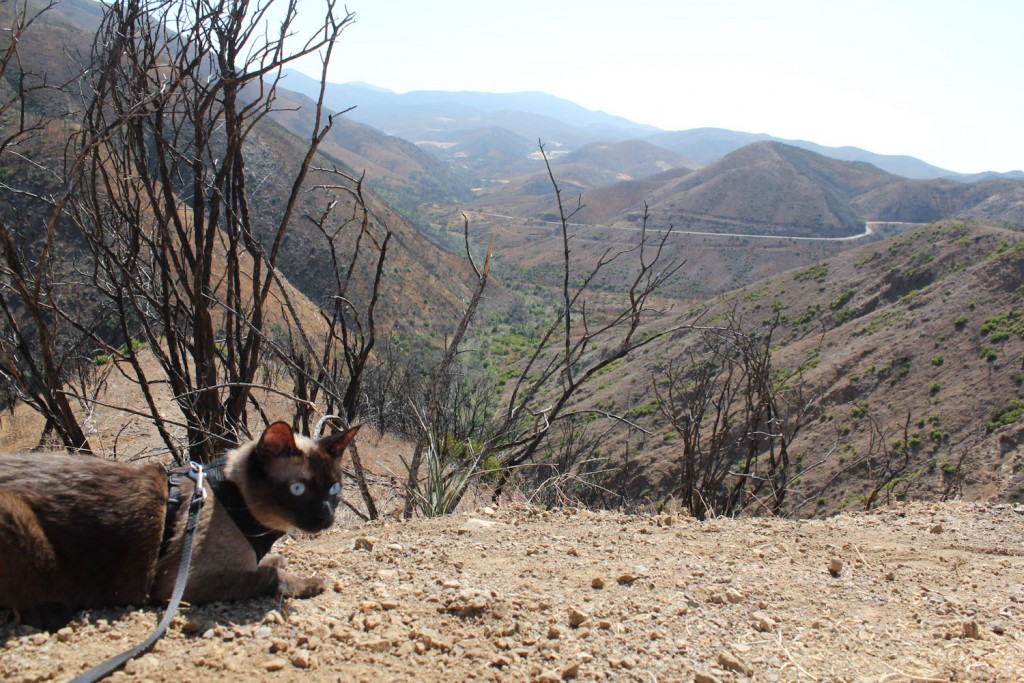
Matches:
[[3, 501, 1023, 682]]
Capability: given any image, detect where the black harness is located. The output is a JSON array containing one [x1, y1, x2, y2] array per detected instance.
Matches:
[[200, 460, 284, 561], [161, 459, 283, 562]]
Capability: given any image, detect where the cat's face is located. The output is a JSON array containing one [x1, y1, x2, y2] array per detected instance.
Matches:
[[242, 423, 358, 533]]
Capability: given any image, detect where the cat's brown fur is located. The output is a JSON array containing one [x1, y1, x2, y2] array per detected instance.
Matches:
[[0, 422, 357, 626]]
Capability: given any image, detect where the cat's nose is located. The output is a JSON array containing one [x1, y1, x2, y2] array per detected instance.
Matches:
[[316, 500, 335, 525]]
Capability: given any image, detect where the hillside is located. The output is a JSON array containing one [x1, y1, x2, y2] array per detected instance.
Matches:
[[0, 0, 485, 343], [576, 141, 890, 237], [568, 220, 1024, 514], [3, 500, 1022, 681], [455, 143, 1024, 302], [266, 84, 472, 217]]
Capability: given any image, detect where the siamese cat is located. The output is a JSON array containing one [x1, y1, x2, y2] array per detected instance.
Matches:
[[0, 422, 358, 627]]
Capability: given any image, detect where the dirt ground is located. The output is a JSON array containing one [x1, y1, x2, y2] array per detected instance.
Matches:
[[2, 500, 1023, 682]]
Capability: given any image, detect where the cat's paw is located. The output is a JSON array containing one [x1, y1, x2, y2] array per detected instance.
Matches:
[[278, 571, 328, 599], [259, 554, 287, 569]]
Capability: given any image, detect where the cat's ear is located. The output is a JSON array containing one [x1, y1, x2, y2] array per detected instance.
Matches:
[[319, 425, 360, 462], [255, 422, 298, 461]]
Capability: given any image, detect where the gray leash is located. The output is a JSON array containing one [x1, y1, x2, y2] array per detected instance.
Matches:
[[70, 462, 207, 683]]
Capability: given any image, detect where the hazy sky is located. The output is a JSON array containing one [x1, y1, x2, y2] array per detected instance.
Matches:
[[291, 0, 1023, 173]]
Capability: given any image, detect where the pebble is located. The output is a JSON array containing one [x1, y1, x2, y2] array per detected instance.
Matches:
[[359, 637, 392, 652], [264, 658, 287, 671], [459, 518, 497, 533], [354, 536, 376, 551], [568, 608, 589, 628], [291, 649, 312, 668], [717, 650, 752, 675], [962, 620, 981, 640], [591, 577, 605, 589], [751, 611, 776, 632], [828, 558, 843, 576], [694, 672, 723, 683]]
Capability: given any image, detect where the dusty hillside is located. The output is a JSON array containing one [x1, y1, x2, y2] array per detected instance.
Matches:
[[3, 501, 1023, 682], [565, 219, 1024, 514]]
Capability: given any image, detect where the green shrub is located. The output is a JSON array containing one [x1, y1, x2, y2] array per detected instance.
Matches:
[[988, 399, 1024, 433], [793, 263, 829, 283]]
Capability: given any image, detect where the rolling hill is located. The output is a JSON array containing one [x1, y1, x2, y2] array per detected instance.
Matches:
[[467, 142, 1024, 245], [558, 219, 1024, 514]]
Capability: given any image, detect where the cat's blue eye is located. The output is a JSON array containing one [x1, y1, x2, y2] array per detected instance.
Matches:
[[329, 482, 341, 496], [289, 482, 306, 497]]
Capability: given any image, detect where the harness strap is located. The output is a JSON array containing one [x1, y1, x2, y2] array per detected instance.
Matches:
[[70, 463, 207, 683]]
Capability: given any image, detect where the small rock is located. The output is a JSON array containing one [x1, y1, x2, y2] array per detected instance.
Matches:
[[725, 589, 745, 604], [264, 658, 287, 671], [717, 650, 752, 675], [182, 617, 214, 635], [591, 577, 605, 589], [354, 536, 376, 551], [694, 672, 723, 683], [561, 662, 580, 679], [290, 649, 312, 669], [359, 637, 392, 652], [547, 625, 561, 639], [616, 574, 638, 585], [459, 518, 497, 533], [884, 571, 896, 581], [929, 523, 944, 534], [29, 633, 48, 646], [828, 558, 843, 576], [751, 611, 776, 633], [962, 620, 981, 640], [568, 609, 589, 628], [56, 628, 73, 643]]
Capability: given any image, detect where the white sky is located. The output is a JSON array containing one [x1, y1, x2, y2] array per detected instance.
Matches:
[[290, 0, 1024, 174]]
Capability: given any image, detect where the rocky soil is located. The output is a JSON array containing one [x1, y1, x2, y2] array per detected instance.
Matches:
[[3, 501, 1024, 682]]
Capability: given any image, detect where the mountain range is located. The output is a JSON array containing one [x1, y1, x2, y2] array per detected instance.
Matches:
[[281, 73, 1022, 183]]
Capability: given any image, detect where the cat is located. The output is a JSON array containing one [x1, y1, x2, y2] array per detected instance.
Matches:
[[0, 421, 358, 628]]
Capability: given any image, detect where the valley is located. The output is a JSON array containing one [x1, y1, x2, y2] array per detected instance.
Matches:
[[0, 0, 1022, 521]]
